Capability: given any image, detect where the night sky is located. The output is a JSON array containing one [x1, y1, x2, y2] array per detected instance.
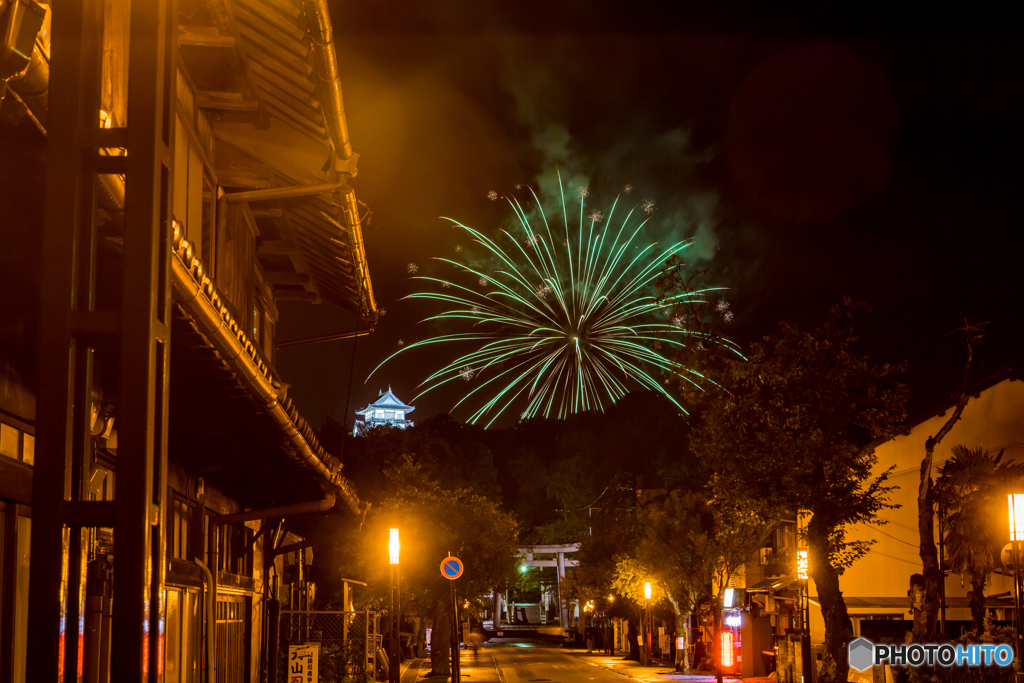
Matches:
[[276, 3, 1024, 430]]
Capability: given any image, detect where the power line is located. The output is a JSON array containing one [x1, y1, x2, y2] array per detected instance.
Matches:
[[865, 523, 919, 548]]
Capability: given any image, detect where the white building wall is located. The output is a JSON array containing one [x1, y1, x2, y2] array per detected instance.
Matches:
[[809, 377, 1024, 641]]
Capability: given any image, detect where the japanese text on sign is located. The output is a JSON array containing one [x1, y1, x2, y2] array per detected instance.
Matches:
[[287, 644, 319, 683]]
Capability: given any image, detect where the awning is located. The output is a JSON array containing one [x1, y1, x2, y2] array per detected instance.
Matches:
[[747, 574, 799, 593], [171, 223, 362, 514]]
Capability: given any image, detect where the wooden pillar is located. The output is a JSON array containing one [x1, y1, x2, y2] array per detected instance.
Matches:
[[27, 0, 177, 679]]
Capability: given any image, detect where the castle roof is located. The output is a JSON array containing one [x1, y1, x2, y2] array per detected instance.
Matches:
[[355, 386, 415, 416]]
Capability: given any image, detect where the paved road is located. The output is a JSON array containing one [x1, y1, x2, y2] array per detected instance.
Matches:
[[489, 640, 633, 683], [402, 638, 717, 683]]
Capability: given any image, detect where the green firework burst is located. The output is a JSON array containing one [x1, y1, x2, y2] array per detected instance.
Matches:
[[370, 176, 739, 427]]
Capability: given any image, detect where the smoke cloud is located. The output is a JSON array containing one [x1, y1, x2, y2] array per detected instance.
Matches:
[[500, 55, 723, 272]]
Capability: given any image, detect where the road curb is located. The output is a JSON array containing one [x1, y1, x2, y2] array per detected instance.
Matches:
[[489, 651, 507, 683], [400, 657, 428, 683]]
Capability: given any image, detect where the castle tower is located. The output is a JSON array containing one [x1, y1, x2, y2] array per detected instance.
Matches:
[[353, 386, 415, 434]]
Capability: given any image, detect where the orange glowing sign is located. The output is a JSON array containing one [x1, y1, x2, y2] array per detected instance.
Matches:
[[721, 630, 734, 667]]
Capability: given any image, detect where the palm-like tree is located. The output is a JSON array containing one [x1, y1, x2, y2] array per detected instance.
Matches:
[[935, 445, 1024, 632]]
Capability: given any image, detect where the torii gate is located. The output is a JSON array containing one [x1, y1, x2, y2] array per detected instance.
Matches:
[[503, 544, 580, 630]]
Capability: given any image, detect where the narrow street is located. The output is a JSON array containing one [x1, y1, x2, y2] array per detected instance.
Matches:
[[492, 641, 630, 683], [402, 638, 721, 683]]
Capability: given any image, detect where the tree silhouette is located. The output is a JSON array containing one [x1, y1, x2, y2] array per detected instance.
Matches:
[[935, 445, 1024, 632]]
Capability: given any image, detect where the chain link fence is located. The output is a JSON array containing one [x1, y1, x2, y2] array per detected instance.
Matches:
[[280, 610, 382, 683]]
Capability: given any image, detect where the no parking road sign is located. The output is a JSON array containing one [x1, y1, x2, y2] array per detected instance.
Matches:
[[442, 556, 466, 683], [440, 556, 464, 580]]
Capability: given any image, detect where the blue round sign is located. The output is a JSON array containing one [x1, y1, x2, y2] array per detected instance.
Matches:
[[440, 556, 464, 580]]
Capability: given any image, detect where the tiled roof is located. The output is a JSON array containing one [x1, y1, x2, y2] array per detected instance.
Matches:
[[171, 223, 362, 513], [356, 387, 415, 414]]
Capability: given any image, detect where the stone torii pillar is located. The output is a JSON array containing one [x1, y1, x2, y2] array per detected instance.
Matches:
[[557, 552, 567, 630], [518, 544, 580, 633]]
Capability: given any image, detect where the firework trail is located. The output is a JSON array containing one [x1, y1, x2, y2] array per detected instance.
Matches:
[[369, 174, 740, 426]]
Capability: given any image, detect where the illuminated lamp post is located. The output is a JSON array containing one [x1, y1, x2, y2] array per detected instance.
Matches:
[[796, 548, 811, 683], [1008, 495, 1024, 651], [389, 528, 401, 683], [644, 582, 653, 666], [608, 595, 616, 656], [797, 550, 809, 625]]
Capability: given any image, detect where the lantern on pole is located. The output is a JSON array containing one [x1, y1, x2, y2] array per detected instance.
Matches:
[[389, 528, 400, 565], [389, 528, 401, 683], [643, 582, 653, 665]]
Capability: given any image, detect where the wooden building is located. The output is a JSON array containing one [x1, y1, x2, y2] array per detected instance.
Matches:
[[0, 0, 376, 680]]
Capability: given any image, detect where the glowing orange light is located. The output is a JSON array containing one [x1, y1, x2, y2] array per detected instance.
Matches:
[[721, 630, 734, 667], [1010, 495, 1024, 541], [389, 528, 400, 565], [797, 550, 808, 580]]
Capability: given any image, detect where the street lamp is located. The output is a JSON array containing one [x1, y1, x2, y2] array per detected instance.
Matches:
[[643, 582, 652, 666], [389, 528, 401, 683], [797, 550, 809, 628], [796, 544, 811, 683], [390, 528, 400, 565], [1008, 495, 1024, 649]]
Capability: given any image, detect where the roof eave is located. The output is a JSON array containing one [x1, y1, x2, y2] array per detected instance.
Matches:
[[169, 221, 363, 514]]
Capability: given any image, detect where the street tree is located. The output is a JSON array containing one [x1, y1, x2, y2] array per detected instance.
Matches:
[[911, 321, 985, 641], [935, 446, 1024, 633], [560, 558, 617, 630], [360, 460, 520, 676], [600, 488, 769, 678], [633, 489, 754, 674], [686, 299, 908, 683], [611, 556, 659, 662], [685, 499, 771, 683], [315, 419, 519, 677]]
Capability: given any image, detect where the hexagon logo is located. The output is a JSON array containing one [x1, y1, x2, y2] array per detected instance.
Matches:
[[848, 637, 874, 672]]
